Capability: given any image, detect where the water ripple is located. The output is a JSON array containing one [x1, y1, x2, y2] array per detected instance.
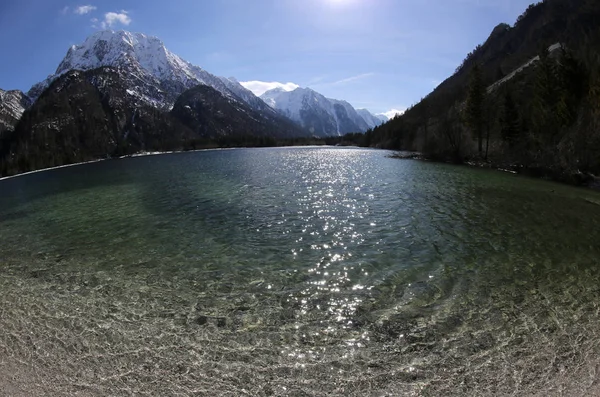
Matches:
[[1, 148, 600, 395]]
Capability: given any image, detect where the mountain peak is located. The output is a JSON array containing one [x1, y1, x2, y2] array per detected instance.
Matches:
[[25, 29, 376, 138], [29, 30, 256, 111], [55, 30, 175, 78], [28, 29, 283, 120], [263, 86, 287, 95], [82, 30, 164, 47]]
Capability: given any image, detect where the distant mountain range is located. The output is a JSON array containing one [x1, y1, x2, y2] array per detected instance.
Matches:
[[0, 30, 388, 176], [260, 87, 387, 136], [19, 30, 385, 137]]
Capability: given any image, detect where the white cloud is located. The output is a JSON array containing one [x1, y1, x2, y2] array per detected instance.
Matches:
[[74, 5, 97, 15], [378, 108, 405, 120], [240, 81, 300, 97], [61, 6, 70, 15], [100, 11, 131, 29]]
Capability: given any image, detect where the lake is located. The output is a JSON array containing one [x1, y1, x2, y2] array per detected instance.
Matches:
[[1, 147, 600, 396]]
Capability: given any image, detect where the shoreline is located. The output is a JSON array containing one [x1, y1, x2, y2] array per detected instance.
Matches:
[[389, 151, 600, 191], [0, 147, 257, 182], [0, 145, 359, 182], [4, 146, 598, 191], [0, 158, 106, 182]]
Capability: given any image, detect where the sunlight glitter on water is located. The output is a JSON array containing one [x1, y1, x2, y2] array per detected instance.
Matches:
[[278, 149, 382, 345], [2, 147, 600, 396]]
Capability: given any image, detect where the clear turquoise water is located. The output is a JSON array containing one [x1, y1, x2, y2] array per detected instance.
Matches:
[[1, 147, 600, 396]]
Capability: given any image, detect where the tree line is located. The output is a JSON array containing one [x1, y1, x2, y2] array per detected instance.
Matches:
[[365, 0, 600, 185]]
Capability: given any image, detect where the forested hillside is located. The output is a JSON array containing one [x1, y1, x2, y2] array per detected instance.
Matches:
[[0, 68, 308, 177], [368, 0, 600, 183]]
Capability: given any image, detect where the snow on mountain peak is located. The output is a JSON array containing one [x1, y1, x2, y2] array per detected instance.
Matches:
[[240, 81, 300, 97], [378, 109, 404, 120], [259, 86, 382, 136], [356, 108, 388, 128], [25, 29, 386, 136], [54, 30, 199, 83], [28, 30, 276, 113]]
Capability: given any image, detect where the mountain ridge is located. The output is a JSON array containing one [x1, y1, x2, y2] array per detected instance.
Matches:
[[25, 30, 382, 138], [367, 0, 600, 184], [27, 30, 275, 116], [260, 86, 385, 136], [0, 89, 31, 135], [0, 67, 310, 177]]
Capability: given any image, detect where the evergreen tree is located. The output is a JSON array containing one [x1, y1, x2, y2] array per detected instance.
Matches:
[[500, 92, 520, 147], [556, 47, 588, 126], [465, 64, 485, 156], [531, 47, 559, 145]]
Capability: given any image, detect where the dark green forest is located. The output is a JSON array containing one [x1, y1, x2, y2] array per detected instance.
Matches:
[[364, 0, 600, 185]]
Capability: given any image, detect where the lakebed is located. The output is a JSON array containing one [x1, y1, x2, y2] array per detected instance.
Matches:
[[1, 147, 599, 396]]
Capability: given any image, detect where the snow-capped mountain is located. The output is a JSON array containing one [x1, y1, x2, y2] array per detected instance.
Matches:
[[24, 30, 385, 138], [28, 30, 273, 114], [0, 89, 31, 134], [356, 109, 387, 129], [376, 114, 390, 123], [217, 76, 276, 114], [260, 87, 380, 137]]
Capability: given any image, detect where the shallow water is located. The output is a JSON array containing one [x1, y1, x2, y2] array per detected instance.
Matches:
[[1, 147, 600, 396]]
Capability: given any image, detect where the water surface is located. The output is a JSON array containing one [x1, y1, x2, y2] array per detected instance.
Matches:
[[1, 147, 600, 396]]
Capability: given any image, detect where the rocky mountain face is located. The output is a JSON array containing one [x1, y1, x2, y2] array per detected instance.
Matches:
[[217, 76, 280, 117], [356, 109, 388, 129], [1, 29, 390, 176], [9, 29, 382, 149], [2, 68, 190, 176], [27, 30, 272, 115], [260, 87, 381, 137], [0, 67, 307, 177], [0, 89, 31, 135], [171, 85, 305, 140]]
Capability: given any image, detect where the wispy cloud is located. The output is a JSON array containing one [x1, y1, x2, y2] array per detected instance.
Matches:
[[378, 108, 405, 120], [74, 5, 97, 15], [240, 81, 299, 97], [331, 72, 375, 85], [310, 73, 376, 88], [61, 6, 70, 15], [100, 11, 131, 29], [305, 75, 328, 86]]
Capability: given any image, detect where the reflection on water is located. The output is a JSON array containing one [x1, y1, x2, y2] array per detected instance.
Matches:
[[1, 147, 600, 396]]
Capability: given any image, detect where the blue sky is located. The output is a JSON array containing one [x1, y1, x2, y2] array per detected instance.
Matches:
[[0, 0, 535, 116]]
